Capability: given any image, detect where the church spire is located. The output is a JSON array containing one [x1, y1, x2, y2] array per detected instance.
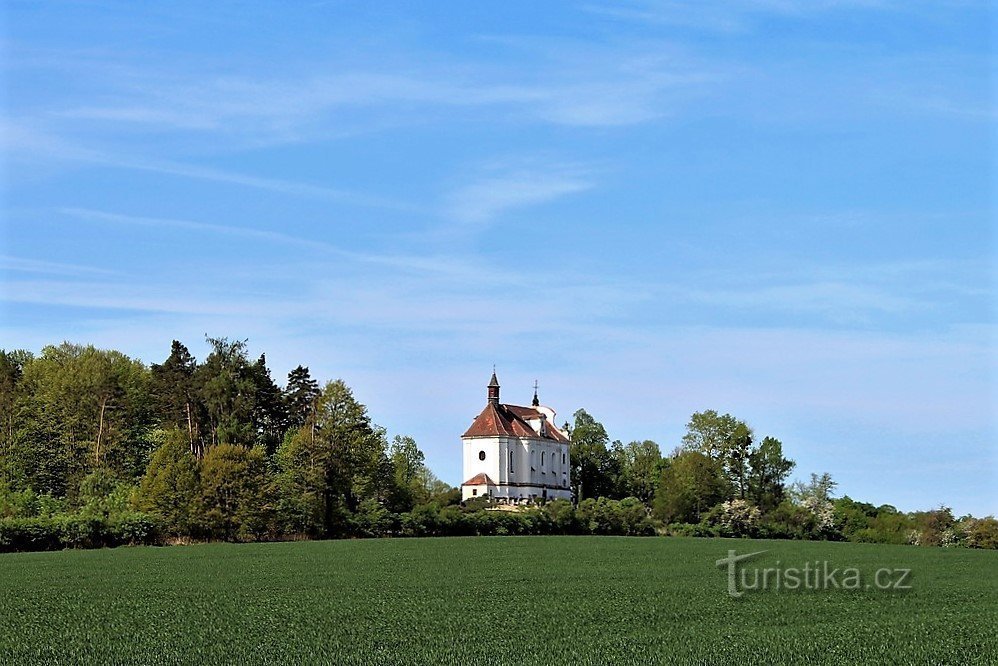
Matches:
[[532, 380, 540, 407], [487, 369, 500, 405]]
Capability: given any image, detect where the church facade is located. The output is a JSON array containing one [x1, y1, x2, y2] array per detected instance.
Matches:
[[460, 372, 572, 503]]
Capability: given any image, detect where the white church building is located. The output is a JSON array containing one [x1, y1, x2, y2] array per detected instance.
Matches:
[[461, 372, 572, 503]]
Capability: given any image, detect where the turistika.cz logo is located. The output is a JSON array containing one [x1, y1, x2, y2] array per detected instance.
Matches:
[[715, 550, 912, 598]]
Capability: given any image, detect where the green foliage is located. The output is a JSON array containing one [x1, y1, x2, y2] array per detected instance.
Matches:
[[387, 434, 428, 512], [272, 380, 394, 537], [0, 513, 158, 552], [196, 338, 260, 448], [576, 496, 655, 536], [3, 342, 995, 554], [199, 443, 268, 541], [652, 450, 728, 524], [682, 410, 786, 502], [747, 436, 795, 511], [962, 516, 998, 549], [609, 439, 662, 502], [283, 365, 320, 431], [136, 430, 202, 535], [568, 408, 615, 500], [149, 340, 203, 456], [11, 343, 152, 495]]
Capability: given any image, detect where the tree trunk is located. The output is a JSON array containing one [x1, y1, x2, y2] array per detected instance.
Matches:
[[95, 395, 109, 466], [186, 400, 195, 456]]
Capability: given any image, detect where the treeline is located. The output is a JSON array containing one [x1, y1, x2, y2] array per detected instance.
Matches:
[[1, 341, 995, 552], [0, 339, 461, 551], [564, 408, 997, 548]]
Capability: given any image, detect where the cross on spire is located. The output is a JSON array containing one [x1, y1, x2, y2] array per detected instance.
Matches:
[[532, 379, 540, 407]]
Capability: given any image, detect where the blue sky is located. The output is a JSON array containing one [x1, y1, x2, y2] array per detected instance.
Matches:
[[1, 1, 994, 515]]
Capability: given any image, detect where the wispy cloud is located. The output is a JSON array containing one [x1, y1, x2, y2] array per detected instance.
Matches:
[[584, 0, 898, 32], [2, 119, 415, 209], [1, 279, 259, 316], [54, 207, 546, 285], [0, 255, 120, 277], [443, 161, 595, 228], [58, 207, 353, 255], [17, 36, 714, 150]]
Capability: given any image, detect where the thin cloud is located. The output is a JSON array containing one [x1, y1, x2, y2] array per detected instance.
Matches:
[[3, 120, 415, 210], [59, 207, 351, 255], [0, 255, 120, 277], [584, 0, 899, 32], [443, 165, 594, 227], [39, 41, 714, 139], [56, 207, 536, 285]]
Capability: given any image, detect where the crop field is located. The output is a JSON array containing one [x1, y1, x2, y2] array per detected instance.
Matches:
[[1, 536, 995, 665]]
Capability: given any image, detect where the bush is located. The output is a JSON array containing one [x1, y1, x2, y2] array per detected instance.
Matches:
[[713, 499, 761, 538], [0, 517, 62, 552], [0, 512, 159, 553], [110, 512, 159, 545], [961, 516, 998, 549]]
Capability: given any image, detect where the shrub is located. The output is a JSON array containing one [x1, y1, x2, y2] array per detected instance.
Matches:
[[0, 512, 158, 552], [0, 517, 62, 552], [961, 516, 998, 549], [715, 499, 761, 538]]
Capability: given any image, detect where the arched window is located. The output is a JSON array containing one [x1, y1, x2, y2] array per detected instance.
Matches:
[[509, 450, 514, 475], [541, 451, 546, 468], [562, 452, 566, 464]]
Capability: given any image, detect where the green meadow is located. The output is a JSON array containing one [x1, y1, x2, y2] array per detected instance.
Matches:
[[1, 537, 995, 665]]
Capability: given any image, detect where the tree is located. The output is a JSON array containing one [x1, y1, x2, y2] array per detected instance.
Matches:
[[681, 410, 753, 500], [747, 437, 795, 511], [568, 409, 615, 502], [136, 429, 202, 535], [284, 365, 320, 431], [791, 472, 837, 504], [196, 337, 258, 448], [199, 443, 268, 541], [249, 354, 288, 454], [387, 435, 427, 512], [0, 350, 32, 487], [611, 440, 663, 504], [681, 410, 742, 460], [12, 343, 152, 495], [150, 341, 204, 456], [652, 450, 728, 524], [790, 472, 838, 537], [273, 380, 389, 536]]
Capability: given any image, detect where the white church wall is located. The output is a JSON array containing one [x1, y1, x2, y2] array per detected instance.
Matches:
[[463, 436, 501, 486]]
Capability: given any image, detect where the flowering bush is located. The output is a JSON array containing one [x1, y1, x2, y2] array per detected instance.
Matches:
[[717, 499, 761, 537]]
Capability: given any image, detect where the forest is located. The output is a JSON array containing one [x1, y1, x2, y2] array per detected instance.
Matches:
[[1, 340, 995, 552]]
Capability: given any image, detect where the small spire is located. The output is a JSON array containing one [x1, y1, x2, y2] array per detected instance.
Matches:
[[532, 379, 540, 407], [487, 369, 500, 405]]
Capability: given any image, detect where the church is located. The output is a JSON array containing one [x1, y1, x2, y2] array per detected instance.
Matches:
[[460, 372, 572, 503]]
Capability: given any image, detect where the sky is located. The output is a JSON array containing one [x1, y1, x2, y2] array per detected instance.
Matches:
[[1, 1, 995, 516]]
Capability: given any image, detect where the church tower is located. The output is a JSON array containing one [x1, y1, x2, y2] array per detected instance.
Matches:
[[488, 370, 500, 405]]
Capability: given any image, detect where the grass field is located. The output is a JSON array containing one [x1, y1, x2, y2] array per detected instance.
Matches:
[[1, 536, 995, 665]]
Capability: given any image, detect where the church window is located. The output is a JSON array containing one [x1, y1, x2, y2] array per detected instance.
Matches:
[[562, 452, 566, 464], [509, 450, 514, 474], [478, 450, 486, 461], [541, 452, 546, 468]]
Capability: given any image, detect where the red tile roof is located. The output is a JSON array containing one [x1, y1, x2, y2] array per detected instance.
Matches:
[[461, 472, 495, 487], [462, 403, 570, 443]]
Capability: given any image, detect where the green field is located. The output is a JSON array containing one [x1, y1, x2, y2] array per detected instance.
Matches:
[[1, 537, 995, 664]]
